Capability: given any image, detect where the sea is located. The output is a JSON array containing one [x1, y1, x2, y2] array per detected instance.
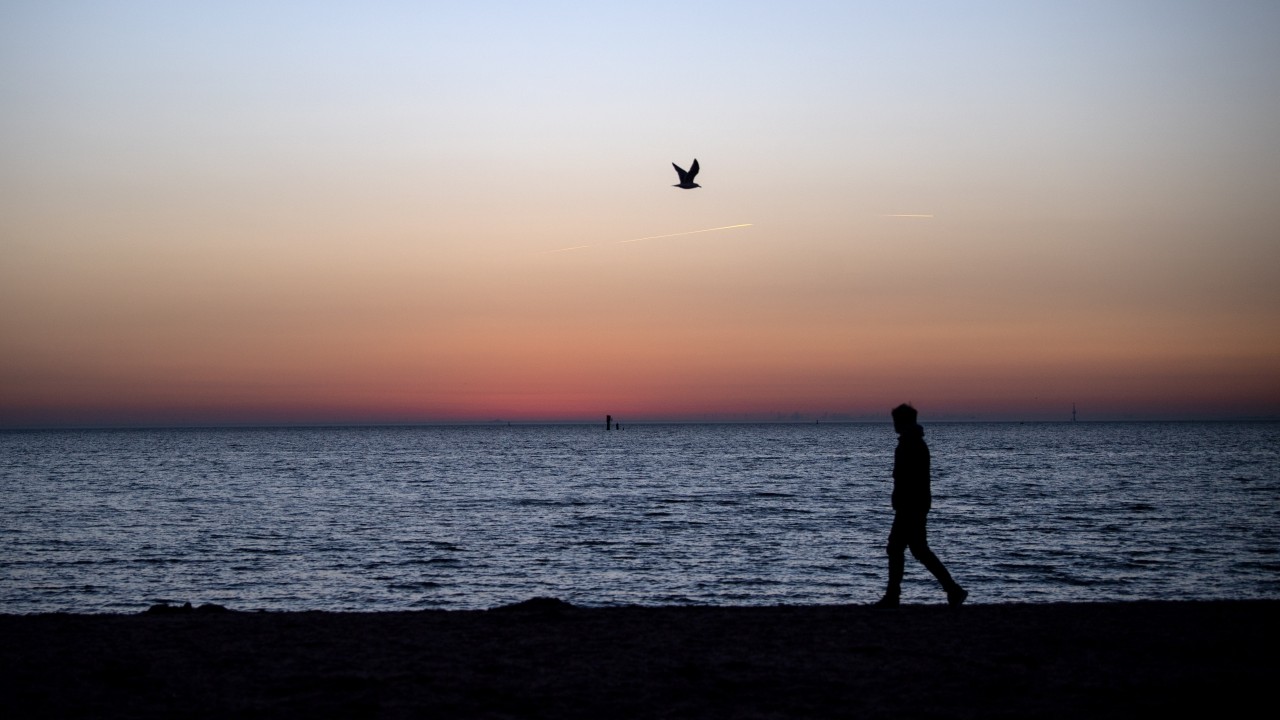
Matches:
[[2, 422, 1277, 614]]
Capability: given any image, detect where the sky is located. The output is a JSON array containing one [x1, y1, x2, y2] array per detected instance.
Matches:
[[2, 1, 1278, 427]]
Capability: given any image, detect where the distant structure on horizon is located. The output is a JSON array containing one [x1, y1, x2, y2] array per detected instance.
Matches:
[[1072, 403, 1078, 422]]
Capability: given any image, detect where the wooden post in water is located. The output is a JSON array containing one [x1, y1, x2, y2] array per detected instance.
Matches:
[[606, 414, 612, 431]]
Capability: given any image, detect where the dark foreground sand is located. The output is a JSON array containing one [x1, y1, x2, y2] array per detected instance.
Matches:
[[2, 599, 1275, 719]]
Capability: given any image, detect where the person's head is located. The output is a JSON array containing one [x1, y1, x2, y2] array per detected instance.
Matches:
[[891, 403, 917, 434]]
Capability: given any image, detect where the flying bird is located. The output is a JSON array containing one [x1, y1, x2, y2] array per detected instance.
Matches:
[[672, 159, 701, 189]]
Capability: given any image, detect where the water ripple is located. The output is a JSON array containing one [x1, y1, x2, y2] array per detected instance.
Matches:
[[1, 422, 1278, 612]]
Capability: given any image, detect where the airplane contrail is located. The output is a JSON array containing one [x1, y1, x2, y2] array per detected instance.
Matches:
[[617, 223, 753, 244], [537, 223, 753, 255], [539, 244, 595, 254]]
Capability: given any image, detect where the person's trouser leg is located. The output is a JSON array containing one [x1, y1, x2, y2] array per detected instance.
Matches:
[[908, 513, 965, 603], [910, 542, 959, 594], [886, 545, 905, 599], [883, 517, 908, 601]]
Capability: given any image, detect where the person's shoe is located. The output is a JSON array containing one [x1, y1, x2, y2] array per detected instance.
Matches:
[[872, 595, 900, 608], [947, 587, 968, 608]]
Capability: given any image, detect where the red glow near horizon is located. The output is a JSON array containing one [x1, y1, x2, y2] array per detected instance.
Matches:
[[3, 5, 1278, 428]]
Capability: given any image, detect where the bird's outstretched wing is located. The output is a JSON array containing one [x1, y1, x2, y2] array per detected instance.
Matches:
[[672, 162, 691, 185], [688, 159, 699, 180]]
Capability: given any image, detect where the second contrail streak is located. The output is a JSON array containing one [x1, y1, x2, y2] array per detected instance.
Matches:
[[537, 224, 753, 255], [617, 223, 753, 244]]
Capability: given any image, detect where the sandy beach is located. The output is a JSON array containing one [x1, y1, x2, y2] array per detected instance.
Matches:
[[2, 599, 1274, 718]]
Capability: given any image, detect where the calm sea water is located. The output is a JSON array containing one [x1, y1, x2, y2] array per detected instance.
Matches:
[[2, 422, 1277, 614]]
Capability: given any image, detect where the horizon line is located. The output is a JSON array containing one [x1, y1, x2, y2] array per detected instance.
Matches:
[[3, 416, 1277, 432]]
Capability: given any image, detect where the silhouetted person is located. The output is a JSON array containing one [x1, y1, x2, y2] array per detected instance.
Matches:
[[875, 404, 967, 607]]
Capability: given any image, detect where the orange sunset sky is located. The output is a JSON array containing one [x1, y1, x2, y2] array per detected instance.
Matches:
[[2, 2, 1278, 427]]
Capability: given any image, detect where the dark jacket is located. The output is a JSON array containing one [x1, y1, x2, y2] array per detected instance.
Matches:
[[892, 424, 931, 513]]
